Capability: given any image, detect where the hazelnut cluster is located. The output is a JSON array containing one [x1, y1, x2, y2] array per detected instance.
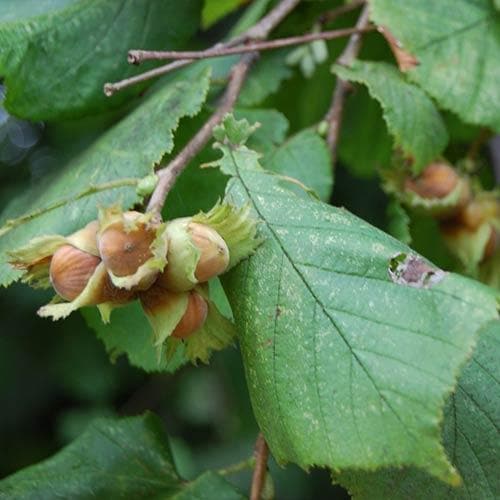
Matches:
[[390, 161, 499, 279], [10, 203, 258, 363]]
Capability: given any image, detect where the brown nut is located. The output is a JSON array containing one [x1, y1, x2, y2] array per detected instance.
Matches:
[[405, 163, 460, 199], [98, 212, 156, 278], [172, 291, 208, 339], [458, 198, 499, 230], [50, 245, 101, 301], [189, 222, 230, 282]]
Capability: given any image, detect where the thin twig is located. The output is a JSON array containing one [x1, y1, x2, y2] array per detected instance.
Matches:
[[146, 54, 256, 215], [319, 0, 365, 25], [144, 0, 302, 215], [326, 4, 371, 157], [250, 433, 270, 500], [104, 60, 192, 97], [105, 0, 300, 96], [129, 27, 373, 63]]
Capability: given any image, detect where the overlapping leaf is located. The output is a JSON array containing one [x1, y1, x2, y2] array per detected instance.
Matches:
[[334, 61, 448, 172], [0, 67, 211, 287], [0, 412, 244, 499], [262, 129, 333, 202], [0, 0, 201, 120], [217, 119, 498, 483], [338, 86, 393, 178], [370, 0, 500, 130], [338, 319, 500, 499]]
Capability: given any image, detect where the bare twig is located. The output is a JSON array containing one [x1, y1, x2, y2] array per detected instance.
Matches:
[[250, 433, 270, 500], [326, 4, 371, 157], [146, 53, 256, 215], [104, 60, 192, 97], [144, 0, 302, 215], [319, 0, 365, 25], [129, 27, 373, 64], [105, 0, 300, 96]]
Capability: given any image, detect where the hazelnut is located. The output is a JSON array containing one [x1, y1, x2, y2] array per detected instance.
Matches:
[[189, 222, 230, 281], [97, 209, 168, 291], [157, 219, 229, 291], [405, 163, 460, 199], [98, 211, 155, 277], [50, 245, 100, 301], [458, 198, 499, 230], [172, 291, 208, 339]]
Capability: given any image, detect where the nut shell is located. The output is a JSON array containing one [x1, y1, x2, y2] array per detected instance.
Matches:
[[172, 291, 208, 339], [189, 222, 230, 282], [405, 163, 459, 199], [99, 220, 155, 278], [458, 198, 499, 230], [50, 245, 100, 301]]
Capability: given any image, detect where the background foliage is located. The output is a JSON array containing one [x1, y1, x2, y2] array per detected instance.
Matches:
[[0, 0, 498, 498]]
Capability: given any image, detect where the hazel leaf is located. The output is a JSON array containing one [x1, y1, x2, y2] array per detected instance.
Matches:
[[369, 0, 500, 130], [333, 61, 448, 173], [0, 413, 245, 499], [215, 118, 499, 484]]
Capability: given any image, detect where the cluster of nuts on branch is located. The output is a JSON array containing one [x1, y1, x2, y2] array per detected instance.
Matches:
[[10, 204, 257, 361], [401, 162, 499, 273]]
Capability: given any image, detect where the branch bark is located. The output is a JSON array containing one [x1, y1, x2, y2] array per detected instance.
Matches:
[[105, 0, 300, 96], [326, 4, 371, 159], [250, 433, 270, 500], [129, 27, 372, 64], [146, 53, 255, 215], [145, 0, 302, 215]]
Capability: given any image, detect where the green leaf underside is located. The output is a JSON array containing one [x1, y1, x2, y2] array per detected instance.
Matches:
[[202, 0, 244, 29], [217, 132, 498, 482], [0, 413, 244, 499], [338, 319, 500, 499], [0, 0, 202, 120], [370, 0, 500, 130], [334, 61, 448, 173], [0, 67, 211, 288], [82, 302, 187, 373], [262, 129, 333, 202]]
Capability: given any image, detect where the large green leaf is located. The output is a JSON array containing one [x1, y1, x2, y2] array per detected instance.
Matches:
[[338, 319, 500, 499], [217, 120, 498, 484], [0, 412, 244, 499], [334, 61, 448, 172], [0, 67, 212, 287], [370, 0, 500, 130], [0, 0, 201, 120], [262, 129, 333, 202]]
